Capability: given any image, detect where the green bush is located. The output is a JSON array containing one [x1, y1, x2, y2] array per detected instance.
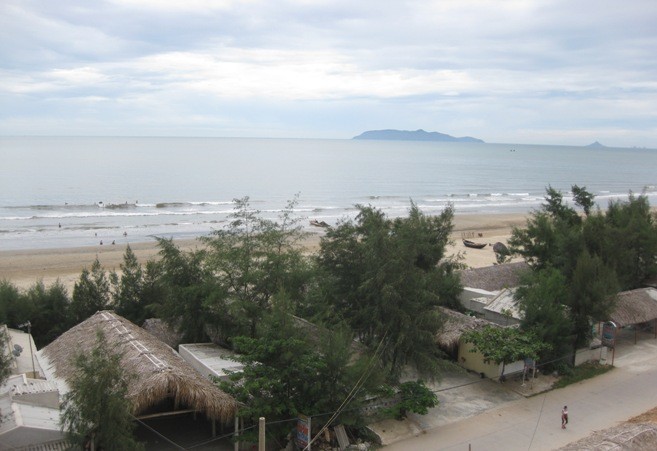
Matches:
[[384, 380, 438, 420], [553, 363, 613, 389]]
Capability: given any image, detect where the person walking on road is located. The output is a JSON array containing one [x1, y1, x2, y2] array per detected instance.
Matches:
[[561, 406, 569, 429]]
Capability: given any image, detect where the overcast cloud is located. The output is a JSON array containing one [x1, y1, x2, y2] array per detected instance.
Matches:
[[1, 0, 656, 146]]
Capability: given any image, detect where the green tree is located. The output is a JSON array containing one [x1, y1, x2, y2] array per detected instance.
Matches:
[[543, 186, 580, 225], [515, 267, 573, 362], [598, 193, 657, 290], [60, 330, 143, 450], [0, 327, 13, 385], [572, 184, 595, 216], [509, 188, 585, 273], [111, 245, 150, 325], [315, 202, 459, 379], [201, 197, 311, 341], [463, 326, 549, 379], [510, 186, 640, 365], [24, 280, 71, 347], [568, 251, 618, 351], [71, 259, 111, 324], [385, 380, 438, 420], [0, 280, 34, 327], [220, 295, 385, 444], [153, 238, 213, 343]]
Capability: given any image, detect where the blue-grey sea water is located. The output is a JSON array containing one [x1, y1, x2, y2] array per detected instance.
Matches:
[[1, 136, 656, 251]]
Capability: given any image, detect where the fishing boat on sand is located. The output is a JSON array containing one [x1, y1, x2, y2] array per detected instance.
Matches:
[[310, 219, 330, 228], [463, 239, 487, 249]]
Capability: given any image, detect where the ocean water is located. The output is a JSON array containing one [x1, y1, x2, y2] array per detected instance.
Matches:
[[1, 136, 656, 251]]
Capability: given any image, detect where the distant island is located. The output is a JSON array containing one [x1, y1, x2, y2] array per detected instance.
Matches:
[[353, 129, 484, 143], [586, 141, 607, 148]]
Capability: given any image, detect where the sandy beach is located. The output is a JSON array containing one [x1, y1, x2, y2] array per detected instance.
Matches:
[[0, 212, 527, 292]]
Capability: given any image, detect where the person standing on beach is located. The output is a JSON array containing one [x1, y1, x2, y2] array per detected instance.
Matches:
[[561, 406, 568, 429]]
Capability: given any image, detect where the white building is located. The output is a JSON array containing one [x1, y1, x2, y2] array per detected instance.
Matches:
[[178, 343, 243, 382], [0, 326, 67, 450], [459, 262, 528, 325]]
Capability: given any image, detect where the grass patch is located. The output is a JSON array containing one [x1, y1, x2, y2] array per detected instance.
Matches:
[[553, 362, 613, 389]]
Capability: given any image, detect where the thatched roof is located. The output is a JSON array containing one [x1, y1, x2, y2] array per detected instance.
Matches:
[[558, 422, 657, 450], [608, 288, 657, 327], [40, 311, 237, 422], [435, 307, 499, 349], [458, 262, 530, 292], [141, 317, 183, 349]]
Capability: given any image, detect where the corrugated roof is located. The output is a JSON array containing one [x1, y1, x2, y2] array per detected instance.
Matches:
[[15, 439, 71, 451], [484, 288, 523, 320], [458, 262, 530, 292], [9, 379, 58, 396]]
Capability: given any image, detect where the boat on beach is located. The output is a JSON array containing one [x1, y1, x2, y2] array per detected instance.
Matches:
[[310, 219, 330, 228], [463, 239, 487, 249]]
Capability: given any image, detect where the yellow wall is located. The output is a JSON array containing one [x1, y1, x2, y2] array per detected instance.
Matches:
[[457, 340, 501, 379]]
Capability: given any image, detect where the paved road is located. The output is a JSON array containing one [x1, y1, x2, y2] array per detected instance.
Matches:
[[386, 337, 657, 450]]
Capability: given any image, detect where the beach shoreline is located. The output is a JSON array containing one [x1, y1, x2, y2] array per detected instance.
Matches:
[[0, 212, 527, 292]]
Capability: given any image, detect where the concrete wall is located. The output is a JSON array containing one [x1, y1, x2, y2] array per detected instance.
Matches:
[[483, 310, 521, 327], [457, 341, 524, 379], [574, 346, 604, 366], [459, 288, 496, 311]]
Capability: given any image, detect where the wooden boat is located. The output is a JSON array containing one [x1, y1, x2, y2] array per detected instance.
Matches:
[[310, 219, 330, 228], [463, 239, 487, 249]]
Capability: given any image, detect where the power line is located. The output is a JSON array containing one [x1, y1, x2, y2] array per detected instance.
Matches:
[[528, 393, 548, 450], [186, 343, 605, 449], [304, 329, 389, 450]]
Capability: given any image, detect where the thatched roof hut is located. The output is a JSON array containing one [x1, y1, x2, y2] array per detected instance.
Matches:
[[436, 307, 499, 357], [40, 311, 237, 422], [458, 262, 530, 292], [608, 288, 657, 327]]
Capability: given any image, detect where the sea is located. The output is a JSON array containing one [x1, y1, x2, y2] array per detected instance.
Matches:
[[1, 136, 656, 251]]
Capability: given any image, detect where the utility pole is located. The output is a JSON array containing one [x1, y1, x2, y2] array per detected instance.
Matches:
[[18, 321, 36, 378], [258, 417, 265, 451]]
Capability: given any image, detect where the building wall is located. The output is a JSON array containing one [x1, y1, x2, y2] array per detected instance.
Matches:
[[483, 310, 521, 327], [459, 288, 496, 311], [458, 341, 501, 379], [457, 341, 524, 379]]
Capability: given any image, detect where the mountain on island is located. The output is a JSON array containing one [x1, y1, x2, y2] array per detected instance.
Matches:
[[586, 141, 607, 148], [353, 129, 484, 143]]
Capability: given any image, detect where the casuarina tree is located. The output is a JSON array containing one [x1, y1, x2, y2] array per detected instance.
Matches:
[[60, 330, 143, 450]]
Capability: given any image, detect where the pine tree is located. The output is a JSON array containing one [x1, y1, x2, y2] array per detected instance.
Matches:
[[71, 259, 111, 323], [60, 330, 143, 450]]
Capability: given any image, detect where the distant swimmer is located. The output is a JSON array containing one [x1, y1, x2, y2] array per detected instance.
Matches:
[[123, 231, 128, 237], [58, 223, 61, 228], [100, 240, 103, 245], [112, 240, 115, 245]]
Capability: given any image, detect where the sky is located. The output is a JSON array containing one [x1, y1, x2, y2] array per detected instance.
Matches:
[[1, 0, 656, 147]]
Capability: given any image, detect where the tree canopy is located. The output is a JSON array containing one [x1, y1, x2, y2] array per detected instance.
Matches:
[[220, 295, 386, 444], [509, 186, 656, 364], [463, 326, 549, 377], [313, 202, 461, 378], [60, 330, 143, 450]]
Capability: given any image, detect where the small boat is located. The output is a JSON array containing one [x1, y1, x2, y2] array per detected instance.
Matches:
[[463, 239, 487, 249], [310, 219, 330, 228]]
